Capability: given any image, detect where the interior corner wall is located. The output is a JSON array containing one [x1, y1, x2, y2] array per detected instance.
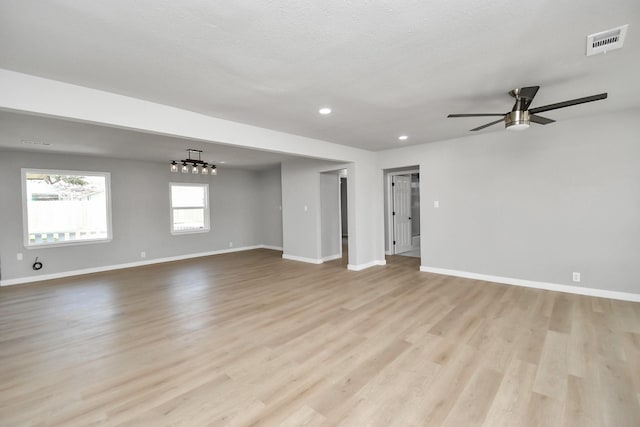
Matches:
[[281, 158, 330, 261], [0, 150, 280, 283], [257, 166, 283, 248], [320, 172, 340, 259], [281, 156, 385, 267], [348, 158, 386, 267], [377, 109, 640, 294]]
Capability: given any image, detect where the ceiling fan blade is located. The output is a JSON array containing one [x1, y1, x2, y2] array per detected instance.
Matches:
[[518, 86, 540, 100], [529, 93, 607, 114], [519, 86, 540, 110], [448, 113, 505, 118], [470, 118, 504, 131], [529, 114, 556, 125]]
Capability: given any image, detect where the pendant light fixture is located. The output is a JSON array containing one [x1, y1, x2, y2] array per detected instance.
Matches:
[[170, 149, 218, 176]]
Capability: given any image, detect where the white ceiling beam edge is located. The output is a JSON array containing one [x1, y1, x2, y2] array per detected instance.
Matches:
[[0, 69, 369, 164]]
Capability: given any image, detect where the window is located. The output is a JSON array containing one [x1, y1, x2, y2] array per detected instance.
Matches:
[[170, 183, 210, 234], [22, 169, 112, 247]]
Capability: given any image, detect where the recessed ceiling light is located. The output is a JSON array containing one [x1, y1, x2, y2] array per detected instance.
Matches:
[[398, 135, 409, 141], [318, 107, 332, 115], [219, 161, 225, 164]]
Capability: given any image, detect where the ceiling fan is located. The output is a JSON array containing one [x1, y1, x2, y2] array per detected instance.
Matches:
[[448, 86, 607, 131]]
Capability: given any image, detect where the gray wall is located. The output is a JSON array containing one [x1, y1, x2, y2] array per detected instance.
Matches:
[[281, 158, 348, 261], [257, 166, 283, 248], [320, 172, 340, 258], [0, 150, 282, 282], [378, 109, 640, 294]]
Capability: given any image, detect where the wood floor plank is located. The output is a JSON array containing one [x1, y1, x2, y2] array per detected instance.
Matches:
[[440, 368, 503, 427], [525, 392, 565, 427], [533, 330, 569, 400], [483, 359, 538, 427], [599, 357, 640, 427], [0, 249, 639, 426], [563, 374, 604, 427]]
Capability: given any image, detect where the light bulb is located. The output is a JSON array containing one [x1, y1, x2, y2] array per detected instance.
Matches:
[[170, 161, 178, 173], [506, 123, 530, 131], [191, 164, 199, 174], [181, 163, 189, 173], [211, 167, 218, 176], [201, 165, 209, 175]]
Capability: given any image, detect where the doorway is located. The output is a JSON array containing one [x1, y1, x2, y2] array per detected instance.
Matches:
[[320, 169, 347, 264], [340, 175, 348, 248], [385, 167, 420, 258]]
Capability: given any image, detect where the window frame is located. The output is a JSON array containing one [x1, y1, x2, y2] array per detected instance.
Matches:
[[169, 182, 210, 235], [21, 168, 113, 249]]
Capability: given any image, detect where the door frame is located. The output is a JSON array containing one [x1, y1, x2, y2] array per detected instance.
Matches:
[[385, 168, 419, 255], [337, 170, 347, 259]]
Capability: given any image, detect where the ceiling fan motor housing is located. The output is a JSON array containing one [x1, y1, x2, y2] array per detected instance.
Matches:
[[505, 110, 530, 131]]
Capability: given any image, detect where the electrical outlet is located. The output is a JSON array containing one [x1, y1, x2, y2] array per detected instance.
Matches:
[[17, 253, 23, 261], [140, 251, 146, 258], [434, 200, 440, 208], [229, 241, 233, 248], [572, 272, 581, 282]]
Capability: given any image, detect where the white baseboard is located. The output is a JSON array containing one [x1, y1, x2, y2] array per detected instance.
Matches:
[[0, 245, 277, 287], [322, 253, 343, 262], [419, 265, 640, 302], [347, 260, 387, 271], [262, 245, 283, 251], [282, 254, 323, 264], [282, 253, 343, 264]]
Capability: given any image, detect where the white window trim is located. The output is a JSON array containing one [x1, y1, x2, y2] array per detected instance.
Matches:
[[169, 182, 210, 235], [21, 168, 113, 249]]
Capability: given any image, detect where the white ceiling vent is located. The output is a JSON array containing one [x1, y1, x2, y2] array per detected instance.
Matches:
[[586, 25, 628, 56], [21, 139, 52, 147]]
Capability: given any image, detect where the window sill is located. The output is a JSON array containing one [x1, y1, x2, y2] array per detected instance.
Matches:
[[25, 238, 113, 249], [170, 229, 210, 236]]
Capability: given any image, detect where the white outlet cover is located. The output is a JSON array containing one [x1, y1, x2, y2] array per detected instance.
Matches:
[[17, 253, 23, 261], [434, 201, 440, 208]]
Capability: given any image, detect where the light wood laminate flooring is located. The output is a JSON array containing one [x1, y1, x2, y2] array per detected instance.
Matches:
[[1, 249, 639, 426]]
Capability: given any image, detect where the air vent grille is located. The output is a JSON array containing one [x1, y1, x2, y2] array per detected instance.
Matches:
[[592, 34, 619, 48], [21, 140, 52, 147], [586, 25, 628, 56]]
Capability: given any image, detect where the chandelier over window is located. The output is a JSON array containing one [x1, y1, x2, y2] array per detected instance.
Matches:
[[170, 149, 217, 176]]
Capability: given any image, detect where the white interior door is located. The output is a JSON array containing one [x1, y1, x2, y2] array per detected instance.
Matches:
[[392, 175, 412, 254]]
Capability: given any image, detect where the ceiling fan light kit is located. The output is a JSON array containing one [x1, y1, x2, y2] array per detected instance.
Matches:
[[448, 86, 607, 132], [505, 110, 530, 131]]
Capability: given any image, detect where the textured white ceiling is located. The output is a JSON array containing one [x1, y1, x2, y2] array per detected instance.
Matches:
[[0, 0, 638, 151]]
